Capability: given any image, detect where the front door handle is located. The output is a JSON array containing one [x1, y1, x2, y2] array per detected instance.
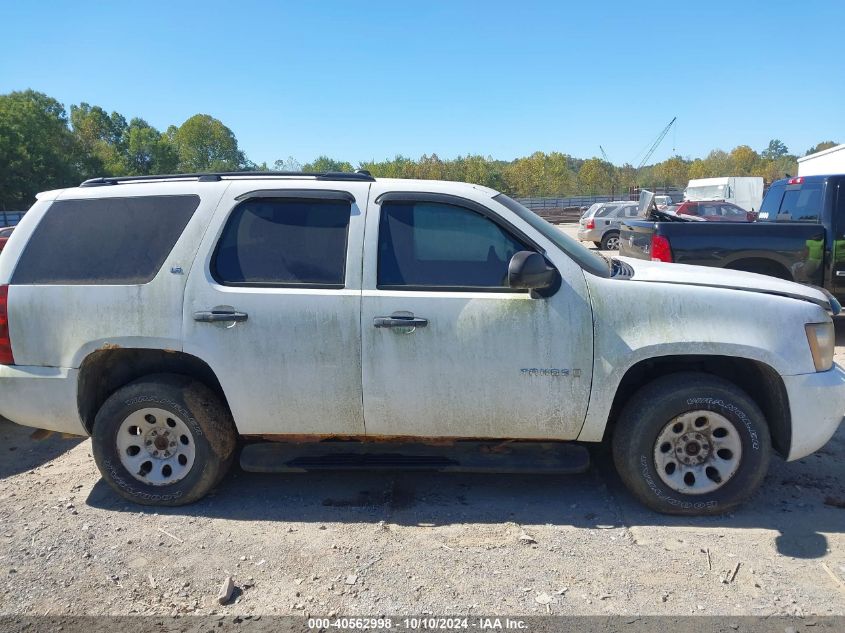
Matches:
[[194, 309, 249, 323], [373, 314, 428, 329]]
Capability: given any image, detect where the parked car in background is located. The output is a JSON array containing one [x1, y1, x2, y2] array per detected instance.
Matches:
[[577, 201, 639, 250], [619, 175, 845, 300], [0, 227, 14, 253], [0, 172, 842, 516], [666, 201, 756, 222]]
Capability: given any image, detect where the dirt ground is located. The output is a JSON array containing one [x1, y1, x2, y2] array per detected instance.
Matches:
[[1, 246, 844, 617]]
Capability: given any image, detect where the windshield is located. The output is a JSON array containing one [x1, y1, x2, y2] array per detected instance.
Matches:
[[493, 193, 610, 277], [686, 184, 726, 201]]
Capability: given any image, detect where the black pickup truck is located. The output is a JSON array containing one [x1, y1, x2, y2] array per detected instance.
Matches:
[[619, 175, 845, 301]]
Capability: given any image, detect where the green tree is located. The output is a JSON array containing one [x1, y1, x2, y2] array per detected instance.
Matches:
[[124, 118, 178, 175], [687, 158, 708, 180], [301, 156, 353, 172], [171, 114, 245, 172], [805, 141, 838, 156], [0, 90, 83, 209], [415, 154, 446, 180], [69, 102, 129, 176], [502, 152, 578, 197], [729, 145, 760, 175], [273, 156, 302, 171], [700, 149, 731, 177], [615, 163, 637, 191], [359, 155, 418, 179], [652, 156, 690, 188], [577, 157, 614, 195], [758, 155, 798, 183], [761, 139, 789, 159]]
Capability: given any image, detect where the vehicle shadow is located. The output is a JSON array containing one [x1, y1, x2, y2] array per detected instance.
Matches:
[[85, 425, 845, 560], [0, 417, 83, 479]]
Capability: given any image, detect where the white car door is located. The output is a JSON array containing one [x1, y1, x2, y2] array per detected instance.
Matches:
[[182, 180, 369, 436], [361, 185, 594, 440]]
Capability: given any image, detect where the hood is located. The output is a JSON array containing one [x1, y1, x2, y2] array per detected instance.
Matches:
[[617, 256, 838, 313]]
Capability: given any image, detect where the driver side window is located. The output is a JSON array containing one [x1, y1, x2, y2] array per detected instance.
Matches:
[[377, 201, 531, 290]]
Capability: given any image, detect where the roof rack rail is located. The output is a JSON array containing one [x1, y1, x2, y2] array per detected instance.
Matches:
[[79, 170, 375, 187]]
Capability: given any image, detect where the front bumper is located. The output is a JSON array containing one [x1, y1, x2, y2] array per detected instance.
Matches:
[[0, 364, 88, 436], [783, 364, 845, 460]]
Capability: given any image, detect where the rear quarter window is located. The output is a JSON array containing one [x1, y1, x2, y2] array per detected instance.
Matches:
[[595, 205, 619, 217], [11, 195, 199, 285]]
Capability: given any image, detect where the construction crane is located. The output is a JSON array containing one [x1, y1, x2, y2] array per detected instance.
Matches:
[[599, 145, 611, 163], [636, 117, 676, 169]]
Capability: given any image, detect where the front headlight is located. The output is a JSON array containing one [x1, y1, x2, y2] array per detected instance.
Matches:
[[805, 322, 835, 372]]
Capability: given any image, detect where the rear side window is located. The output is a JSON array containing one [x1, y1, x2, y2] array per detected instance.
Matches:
[[12, 195, 199, 285], [719, 204, 747, 218], [378, 201, 530, 290], [699, 203, 722, 217], [595, 205, 619, 217], [758, 183, 785, 221], [212, 198, 351, 287], [779, 183, 824, 222]]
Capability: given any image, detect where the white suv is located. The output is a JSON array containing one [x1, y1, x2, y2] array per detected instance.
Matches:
[[0, 171, 842, 514]]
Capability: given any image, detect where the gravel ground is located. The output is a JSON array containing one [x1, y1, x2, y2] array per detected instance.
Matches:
[[1, 237, 844, 618]]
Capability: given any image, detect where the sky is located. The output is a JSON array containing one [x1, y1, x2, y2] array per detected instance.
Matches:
[[1, 1, 843, 167]]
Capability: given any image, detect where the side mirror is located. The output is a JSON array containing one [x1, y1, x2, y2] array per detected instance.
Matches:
[[508, 251, 561, 298]]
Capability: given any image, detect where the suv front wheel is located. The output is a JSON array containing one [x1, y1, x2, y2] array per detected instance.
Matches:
[[612, 372, 771, 515], [91, 374, 237, 506]]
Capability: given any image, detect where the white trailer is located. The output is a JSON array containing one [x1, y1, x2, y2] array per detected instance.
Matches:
[[684, 176, 764, 212], [797, 144, 845, 177]]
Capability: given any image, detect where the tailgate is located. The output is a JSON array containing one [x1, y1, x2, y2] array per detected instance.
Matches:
[[618, 220, 656, 260]]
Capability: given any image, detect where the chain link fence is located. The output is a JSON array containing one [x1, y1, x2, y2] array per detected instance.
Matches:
[[516, 188, 683, 223]]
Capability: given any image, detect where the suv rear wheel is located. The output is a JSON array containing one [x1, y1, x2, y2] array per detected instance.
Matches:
[[600, 231, 621, 250], [91, 374, 237, 506], [612, 372, 771, 515]]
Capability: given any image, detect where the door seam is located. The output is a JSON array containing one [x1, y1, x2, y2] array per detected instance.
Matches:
[[358, 183, 372, 435]]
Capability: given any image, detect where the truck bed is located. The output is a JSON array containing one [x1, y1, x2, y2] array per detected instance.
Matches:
[[619, 219, 826, 287]]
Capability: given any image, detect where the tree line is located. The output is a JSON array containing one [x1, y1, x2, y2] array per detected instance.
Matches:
[[0, 89, 837, 209]]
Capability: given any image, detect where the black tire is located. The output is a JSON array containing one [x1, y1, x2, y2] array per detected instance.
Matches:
[[600, 231, 621, 250], [91, 373, 237, 506], [612, 372, 771, 516]]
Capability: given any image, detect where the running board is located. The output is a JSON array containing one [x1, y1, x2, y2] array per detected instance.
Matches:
[[239, 441, 590, 474]]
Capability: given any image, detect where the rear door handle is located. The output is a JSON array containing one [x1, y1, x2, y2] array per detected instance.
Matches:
[[374, 315, 428, 328], [194, 310, 249, 323]]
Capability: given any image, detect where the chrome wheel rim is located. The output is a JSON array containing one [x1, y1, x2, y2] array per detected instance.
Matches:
[[605, 235, 620, 250], [116, 407, 196, 486], [653, 410, 742, 495]]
